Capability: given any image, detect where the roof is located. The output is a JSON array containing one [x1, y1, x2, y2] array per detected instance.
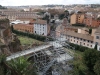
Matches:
[[29, 19, 35, 24], [56, 25, 84, 31], [66, 26, 79, 29], [14, 24, 33, 27], [34, 19, 47, 25], [64, 31, 93, 41]]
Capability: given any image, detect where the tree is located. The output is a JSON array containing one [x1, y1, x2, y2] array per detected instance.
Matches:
[[0, 5, 7, 9], [89, 28, 92, 34], [59, 14, 64, 20], [11, 25, 14, 32], [94, 60, 100, 75], [94, 44, 97, 50], [42, 15, 50, 24], [83, 49, 98, 71], [64, 10, 69, 17]]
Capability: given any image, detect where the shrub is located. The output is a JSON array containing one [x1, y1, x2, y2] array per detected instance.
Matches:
[[68, 43, 88, 52]]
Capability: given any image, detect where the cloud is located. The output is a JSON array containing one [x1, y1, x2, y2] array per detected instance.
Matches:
[[0, 0, 100, 6]]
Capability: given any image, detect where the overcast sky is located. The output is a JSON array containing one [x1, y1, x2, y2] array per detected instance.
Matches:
[[0, 0, 100, 6]]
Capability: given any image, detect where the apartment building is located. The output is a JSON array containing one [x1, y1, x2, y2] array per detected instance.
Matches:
[[56, 18, 89, 38], [84, 17, 100, 27], [34, 19, 50, 36], [94, 27, 100, 51], [70, 13, 85, 25], [1, 11, 40, 22], [13, 24, 34, 33], [83, 12, 100, 27], [64, 31, 95, 48]]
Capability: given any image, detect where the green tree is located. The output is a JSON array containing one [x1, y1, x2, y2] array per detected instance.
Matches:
[[0, 5, 7, 9], [94, 44, 97, 50], [83, 49, 98, 71], [94, 60, 100, 75], [89, 28, 92, 34], [64, 10, 69, 17], [42, 15, 50, 24], [59, 14, 64, 20]]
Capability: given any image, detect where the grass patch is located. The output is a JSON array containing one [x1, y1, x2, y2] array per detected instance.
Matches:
[[18, 36, 43, 45]]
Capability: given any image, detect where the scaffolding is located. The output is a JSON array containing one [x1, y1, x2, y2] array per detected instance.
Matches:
[[27, 22, 74, 75], [28, 43, 73, 75]]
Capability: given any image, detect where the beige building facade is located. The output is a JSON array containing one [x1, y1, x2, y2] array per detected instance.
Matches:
[[64, 31, 95, 48], [94, 27, 100, 51], [70, 13, 85, 25]]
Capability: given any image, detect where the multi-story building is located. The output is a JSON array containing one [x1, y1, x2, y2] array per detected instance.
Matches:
[[63, 31, 94, 48], [94, 27, 100, 51], [34, 19, 50, 36], [13, 24, 34, 33], [70, 13, 85, 25], [16, 16, 36, 21], [0, 10, 41, 22], [84, 13, 100, 27], [56, 18, 89, 38], [84, 18, 100, 27]]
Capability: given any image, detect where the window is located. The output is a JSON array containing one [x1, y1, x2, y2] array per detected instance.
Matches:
[[84, 39, 86, 41], [80, 42, 82, 45], [84, 43, 85, 45], [87, 44, 89, 46], [96, 36, 99, 39], [88, 40, 89, 42], [91, 45, 92, 47], [96, 42, 98, 45], [42, 33, 44, 35], [35, 31, 36, 33], [91, 41, 93, 43], [77, 41, 78, 43], [74, 40, 75, 42]]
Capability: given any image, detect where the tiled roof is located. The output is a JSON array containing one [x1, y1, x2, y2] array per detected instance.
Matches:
[[15, 24, 33, 26], [34, 19, 47, 25], [29, 19, 35, 24], [64, 31, 93, 41]]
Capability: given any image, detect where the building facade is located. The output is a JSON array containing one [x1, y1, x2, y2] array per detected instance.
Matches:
[[13, 24, 34, 33], [34, 20, 50, 36], [0, 10, 41, 22], [84, 13, 100, 27], [64, 31, 95, 48], [70, 13, 85, 25], [84, 18, 100, 27], [94, 27, 100, 51]]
